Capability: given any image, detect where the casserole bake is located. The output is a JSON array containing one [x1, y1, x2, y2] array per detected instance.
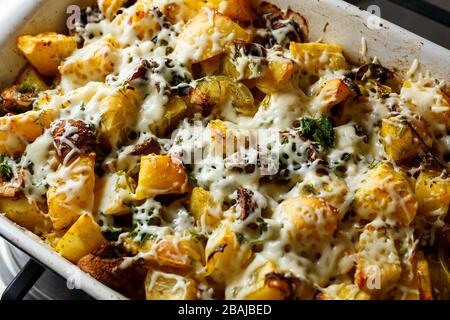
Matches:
[[0, 0, 448, 300]]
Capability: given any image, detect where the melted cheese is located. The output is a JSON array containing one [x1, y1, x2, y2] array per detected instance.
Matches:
[[6, 0, 448, 300]]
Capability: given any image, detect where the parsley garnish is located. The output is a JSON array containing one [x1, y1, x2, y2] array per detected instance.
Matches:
[[297, 116, 335, 149], [0, 153, 13, 181], [256, 217, 268, 235], [236, 232, 247, 244], [17, 83, 33, 94]]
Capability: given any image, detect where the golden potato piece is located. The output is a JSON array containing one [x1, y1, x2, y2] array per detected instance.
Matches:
[[144, 0, 205, 23], [255, 57, 294, 94], [135, 154, 189, 200], [0, 198, 52, 235], [355, 227, 402, 295], [16, 64, 49, 92], [190, 76, 256, 116], [189, 187, 221, 228], [205, 0, 254, 21], [353, 162, 417, 225], [415, 170, 450, 220], [47, 154, 96, 230], [204, 223, 251, 283], [276, 197, 339, 241], [59, 37, 118, 87], [394, 252, 433, 300], [17, 32, 77, 76], [94, 171, 136, 216], [98, 89, 138, 151], [145, 270, 197, 300], [55, 213, 107, 263], [221, 41, 268, 80], [243, 261, 293, 300], [380, 117, 419, 162], [318, 283, 371, 300], [98, 0, 128, 20], [127, 235, 203, 274], [175, 9, 250, 63], [0, 111, 44, 156], [289, 42, 348, 73], [315, 78, 358, 112], [150, 95, 188, 137]]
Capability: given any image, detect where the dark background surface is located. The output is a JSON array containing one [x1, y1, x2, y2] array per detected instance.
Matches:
[[347, 0, 450, 49]]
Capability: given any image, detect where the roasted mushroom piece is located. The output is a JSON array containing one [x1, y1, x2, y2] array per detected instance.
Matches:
[[129, 137, 161, 156], [256, 2, 307, 48], [77, 243, 147, 300], [236, 187, 257, 220], [355, 63, 394, 84], [50, 119, 96, 165]]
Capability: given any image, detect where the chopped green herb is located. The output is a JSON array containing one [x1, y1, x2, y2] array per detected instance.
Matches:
[[0, 153, 13, 181], [256, 217, 268, 235], [302, 184, 316, 195], [236, 232, 247, 244], [17, 83, 33, 94], [297, 116, 335, 149], [187, 171, 198, 186], [0, 163, 13, 181]]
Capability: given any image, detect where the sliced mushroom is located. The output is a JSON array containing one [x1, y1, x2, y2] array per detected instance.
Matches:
[[237, 187, 257, 220], [50, 119, 96, 165], [355, 63, 394, 84], [0, 169, 24, 197], [77, 243, 147, 300], [257, 2, 307, 48], [129, 137, 161, 156], [0, 85, 37, 115]]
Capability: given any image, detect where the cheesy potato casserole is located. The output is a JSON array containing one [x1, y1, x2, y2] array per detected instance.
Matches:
[[0, 0, 449, 300]]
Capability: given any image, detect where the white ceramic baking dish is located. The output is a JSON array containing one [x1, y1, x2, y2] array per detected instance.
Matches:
[[0, 0, 448, 300]]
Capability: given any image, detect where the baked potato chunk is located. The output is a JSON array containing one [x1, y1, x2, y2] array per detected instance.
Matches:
[[0, 111, 44, 156], [135, 154, 189, 200], [143, 0, 205, 23], [380, 117, 419, 162], [204, 223, 251, 284], [242, 261, 293, 300], [0, 198, 52, 235], [98, 88, 139, 152], [59, 37, 118, 87], [229, 260, 314, 300], [318, 283, 371, 300], [254, 57, 295, 95], [189, 76, 256, 116], [175, 9, 250, 63], [415, 170, 450, 220], [0, 65, 49, 115], [289, 42, 348, 73], [94, 171, 136, 216], [315, 77, 359, 112], [221, 41, 268, 80], [150, 95, 188, 137], [353, 162, 417, 225], [55, 213, 107, 263], [98, 0, 128, 20], [16, 65, 50, 92], [355, 227, 402, 296], [205, 0, 254, 21], [275, 197, 339, 242], [394, 252, 433, 300], [145, 270, 197, 300], [17, 32, 77, 76], [127, 235, 203, 274], [47, 154, 96, 230], [189, 187, 221, 228]]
